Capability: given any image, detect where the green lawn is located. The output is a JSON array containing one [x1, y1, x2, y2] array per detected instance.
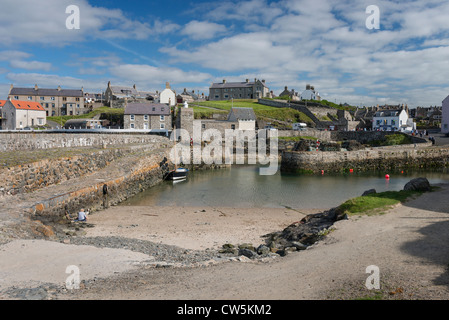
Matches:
[[47, 107, 124, 126], [196, 100, 314, 125], [336, 190, 424, 216]]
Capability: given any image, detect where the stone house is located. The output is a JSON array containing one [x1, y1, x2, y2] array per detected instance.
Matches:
[[278, 86, 300, 101], [209, 79, 270, 101], [8, 84, 85, 117], [442, 95, 449, 134], [123, 103, 172, 130], [105, 81, 158, 106], [1, 99, 46, 130]]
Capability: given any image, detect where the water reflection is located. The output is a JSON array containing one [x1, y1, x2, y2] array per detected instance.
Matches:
[[121, 166, 449, 209]]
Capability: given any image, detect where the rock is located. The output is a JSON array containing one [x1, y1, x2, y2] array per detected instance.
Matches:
[[238, 248, 257, 259], [256, 244, 270, 255], [238, 243, 255, 251], [290, 241, 308, 251], [362, 189, 377, 196], [404, 178, 431, 192]]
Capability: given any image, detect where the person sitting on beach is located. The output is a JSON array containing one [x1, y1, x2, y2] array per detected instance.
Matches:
[[76, 208, 87, 222]]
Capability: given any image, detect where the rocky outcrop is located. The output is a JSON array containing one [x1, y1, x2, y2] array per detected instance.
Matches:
[[403, 177, 431, 192]]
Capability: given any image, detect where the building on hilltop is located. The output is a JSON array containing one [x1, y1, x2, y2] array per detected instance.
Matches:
[[8, 84, 85, 117], [1, 99, 46, 130], [159, 82, 176, 107], [278, 86, 300, 101], [123, 102, 172, 131], [300, 84, 321, 101], [105, 81, 159, 107], [209, 79, 270, 101]]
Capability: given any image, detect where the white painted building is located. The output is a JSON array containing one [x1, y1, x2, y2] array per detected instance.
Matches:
[[227, 107, 257, 130], [442, 95, 449, 134], [300, 84, 320, 101], [159, 82, 176, 107], [1, 99, 46, 130], [372, 108, 415, 132]]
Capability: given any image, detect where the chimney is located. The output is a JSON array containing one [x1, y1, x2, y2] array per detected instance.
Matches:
[[306, 84, 311, 90], [108, 81, 111, 88], [223, 79, 226, 84], [133, 84, 136, 90], [262, 79, 265, 83], [166, 82, 170, 89], [246, 79, 249, 83], [285, 86, 288, 90], [34, 84, 38, 91], [57, 85, 61, 91]]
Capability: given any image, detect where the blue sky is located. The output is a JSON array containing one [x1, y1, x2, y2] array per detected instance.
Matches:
[[1, 0, 449, 107]]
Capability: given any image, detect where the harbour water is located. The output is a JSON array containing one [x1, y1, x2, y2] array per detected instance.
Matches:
[[121, 165, 449, 209]]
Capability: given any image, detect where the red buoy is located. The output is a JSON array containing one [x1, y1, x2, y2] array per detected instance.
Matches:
[[385, 174, 390, 180]]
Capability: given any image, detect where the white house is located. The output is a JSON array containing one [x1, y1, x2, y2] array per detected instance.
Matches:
[[442, 95, 449, 134], [300, 84, 320, 101], [372, 108, 415, 132], [159, 82, 176, 107], [1, 99, 46, 130], [227, 107, 257, 130]]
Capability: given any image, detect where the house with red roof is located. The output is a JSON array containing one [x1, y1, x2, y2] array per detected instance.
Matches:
[[1, 99, 46, 130]]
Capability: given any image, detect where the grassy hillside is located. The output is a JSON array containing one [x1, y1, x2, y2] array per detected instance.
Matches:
[[196, 100, 314, 125], [47, 107, 124, 126]]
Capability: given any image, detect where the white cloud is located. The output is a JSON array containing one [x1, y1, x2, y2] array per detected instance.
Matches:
[[108, 64, 212, 89], [9, 60, 52, 71], [181, 21, 227, 40]]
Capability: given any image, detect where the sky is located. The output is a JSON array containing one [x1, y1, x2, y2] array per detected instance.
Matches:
[[1, 0, 449, 108]]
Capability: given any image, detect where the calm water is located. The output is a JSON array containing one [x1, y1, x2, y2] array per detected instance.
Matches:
[[120, 166, 449, 209]]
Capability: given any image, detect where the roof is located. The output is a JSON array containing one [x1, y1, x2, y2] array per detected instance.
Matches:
[[210, 79, 268, 89], [7, 100, 45, 111], [374, 109, 404, 117], [228, 107, 257, 121], [0, 100, 6, 107], [110, 86, 138, 96], [124, 103, 170, 115], [10, 87, 83, 97]]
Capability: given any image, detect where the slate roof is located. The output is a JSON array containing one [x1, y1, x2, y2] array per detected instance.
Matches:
[[374, 109, 403, 117], [228, 107, 257, 121], [124, 103, 170, 115], [210, 80, 268, 89], [10, 87, 83, 97]]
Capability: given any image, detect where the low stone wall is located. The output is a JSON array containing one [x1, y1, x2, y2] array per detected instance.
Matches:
[[29, 148, 171, 221], [0, 146, 153, 196], [0, 132, 171, 152], [281, 146, 449, 173]]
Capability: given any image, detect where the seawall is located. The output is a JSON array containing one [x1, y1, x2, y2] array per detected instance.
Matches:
[[281, 145, 449, 173]]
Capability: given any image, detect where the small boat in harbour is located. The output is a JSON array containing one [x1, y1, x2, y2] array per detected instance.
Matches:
[[166, 167, 189, 181]]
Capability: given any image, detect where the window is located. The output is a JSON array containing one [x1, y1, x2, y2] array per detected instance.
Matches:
[[444, 124, 448, 129], [14, 96, 18, 100], [144, 115, 149, 121], [76, 98, 80, 101], [202, 124, 206, 129], [52, 103, 55, 108], [40, 97, 45, 100], [37, 118, 44, 125], [152, 107, 155, 111], [63, 97, 67, 101], [130, 114, 135, 121], [28, 96, 32, 100], [130, 123, 135, 129], [51, 97, 55, 101], [160, 115, 165, 121], [231, 124, 235, 130], [160, 123, 165, 129]]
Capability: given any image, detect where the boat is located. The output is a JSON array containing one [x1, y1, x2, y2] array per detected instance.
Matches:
[[166, 167, 189, 181]]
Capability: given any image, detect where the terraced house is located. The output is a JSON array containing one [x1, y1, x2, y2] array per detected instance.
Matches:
[[209, 79, 270, 101], [124, 103, 172, 131], [8, 84, 86, 116], [1, 99, 46, 130]]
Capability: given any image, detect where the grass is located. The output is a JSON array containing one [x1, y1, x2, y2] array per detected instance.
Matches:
[[47, 107, 124, 126], [336, 190, 425, 216], [196, 100, 314, 125], [368, 134, 413, 147]]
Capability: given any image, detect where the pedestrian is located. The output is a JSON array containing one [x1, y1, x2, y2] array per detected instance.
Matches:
[[76, 208, 87, 222]]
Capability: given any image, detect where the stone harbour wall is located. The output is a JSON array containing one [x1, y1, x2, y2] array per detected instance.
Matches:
[[31, 149, 170, 221], [0, 132, 170, 152], [281, 146, 449, 173]]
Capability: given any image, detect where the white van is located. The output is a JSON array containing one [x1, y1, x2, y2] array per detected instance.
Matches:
[[293, 123, 307, 131]]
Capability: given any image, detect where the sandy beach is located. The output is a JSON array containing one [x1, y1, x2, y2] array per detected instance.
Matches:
[[83, 205, 321, 250], [1, 184, 449, 300]]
